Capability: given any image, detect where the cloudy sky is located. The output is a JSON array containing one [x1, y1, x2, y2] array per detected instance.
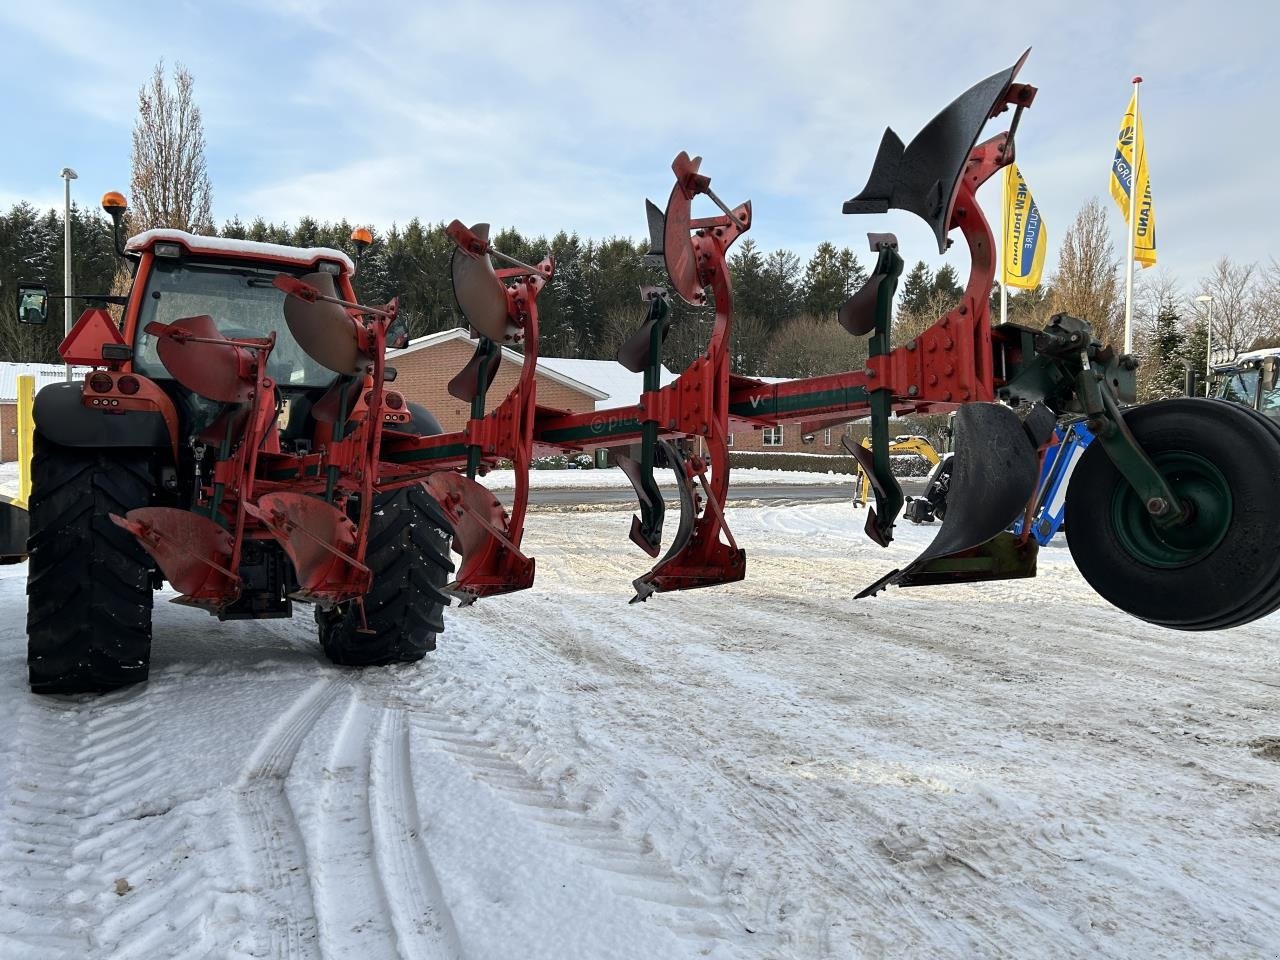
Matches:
[[2, 0, 1276, 291]]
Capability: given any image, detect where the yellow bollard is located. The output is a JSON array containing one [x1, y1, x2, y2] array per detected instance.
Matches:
[[16, 374, 34, 509]]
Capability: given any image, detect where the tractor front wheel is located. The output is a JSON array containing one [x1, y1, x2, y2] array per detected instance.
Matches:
[[316, 484, 453, 666], [1064, 398, 1280, 630], [27, 439, 156, 693]]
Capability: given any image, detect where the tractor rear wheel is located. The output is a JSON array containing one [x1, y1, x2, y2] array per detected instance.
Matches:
[[27, 439, 156, 694], [1064, 398, 1280, 630], [316, 483, 453, 666]]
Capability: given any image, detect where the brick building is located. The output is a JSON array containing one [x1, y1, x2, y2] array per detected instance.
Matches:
[[387, 329, 862, 460], [0, 364, 92, 462], [388, 329, 609, 432]]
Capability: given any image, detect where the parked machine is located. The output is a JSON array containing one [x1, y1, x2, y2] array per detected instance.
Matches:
[[1207, 348, 1280, 420], [852, 435, 941, 507], [17, 50, 1280, 694]]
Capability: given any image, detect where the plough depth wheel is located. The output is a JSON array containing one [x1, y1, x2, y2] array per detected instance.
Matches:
[[1064, 398, 1280, 630]]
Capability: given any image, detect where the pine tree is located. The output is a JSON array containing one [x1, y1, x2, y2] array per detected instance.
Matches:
[[933, 263, 962, 299], [836, 247, 868, 299], [1145, 296, 1188, 399], [899, 261, 932, 315], [760, 249, 800, 330], [800, 242, 845, 320], [1181, 314, 1209, 396]]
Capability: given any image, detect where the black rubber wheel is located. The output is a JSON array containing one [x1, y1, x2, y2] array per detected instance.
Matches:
[[27, 438, 156, 693], [1064, 398, 1280, 630], [1194, 400, 1280, 630], [928, 458, 952, 521], [316, 483, 453, 666]]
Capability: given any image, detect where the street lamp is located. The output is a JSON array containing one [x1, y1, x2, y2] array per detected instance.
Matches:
[[60, 167, 78, 382]]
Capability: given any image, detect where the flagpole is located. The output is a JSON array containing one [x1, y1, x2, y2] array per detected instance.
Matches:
[[1000, 165, 1009, 325], [1123, 75, 1142, 355]]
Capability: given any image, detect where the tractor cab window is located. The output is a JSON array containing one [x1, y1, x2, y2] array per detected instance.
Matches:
[[133, 258, 339, 389], [1217, 369, 1259, 407]]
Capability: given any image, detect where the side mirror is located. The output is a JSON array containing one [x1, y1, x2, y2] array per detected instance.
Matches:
[[17, 283, 49, 325]]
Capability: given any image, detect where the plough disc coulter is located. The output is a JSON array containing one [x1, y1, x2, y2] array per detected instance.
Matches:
[[23, 49, 1280, 694]]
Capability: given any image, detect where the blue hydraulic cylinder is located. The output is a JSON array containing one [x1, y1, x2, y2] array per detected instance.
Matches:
[[1010, 421, 1095, 546]]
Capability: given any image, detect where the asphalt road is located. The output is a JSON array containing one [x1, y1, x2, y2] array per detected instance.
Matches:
[[525, 477, 928, 507]]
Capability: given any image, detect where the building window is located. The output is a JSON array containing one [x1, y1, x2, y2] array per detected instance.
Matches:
[[726, 432, 733, 447], [763, 425, 783, 447], [824, 428, 832, 447]]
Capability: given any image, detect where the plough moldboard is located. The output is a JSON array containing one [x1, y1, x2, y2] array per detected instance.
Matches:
[[27, 49, 1280, 694], [370, 50, 1085, 604]]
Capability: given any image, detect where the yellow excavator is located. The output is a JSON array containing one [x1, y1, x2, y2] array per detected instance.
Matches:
[[851, 434, 942, 507]]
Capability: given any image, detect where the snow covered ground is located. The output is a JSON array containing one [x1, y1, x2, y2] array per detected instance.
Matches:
[[1, 501, 1278, 958], [478, 466, 846, 490], [0, 461, 20, 498]]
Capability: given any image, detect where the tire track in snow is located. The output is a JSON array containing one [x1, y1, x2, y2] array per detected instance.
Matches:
[[368, 708, 464, 959], [73, 692, 222, 960], [236, 675, 347, 960], [309, 692, 399, 957], [0, 694, 96, 959], [500, 526, 985, 956], [2, 685, 228, 960], [383, 665, 751, 953]]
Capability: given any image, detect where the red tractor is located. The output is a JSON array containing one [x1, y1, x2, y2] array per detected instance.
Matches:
[[18, 219, 469, 692], [17, 50, 1280, 695]]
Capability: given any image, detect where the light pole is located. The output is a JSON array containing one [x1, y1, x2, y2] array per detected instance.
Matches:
[[60, 167, 78, 382], [1195, 294, 1214, 393]]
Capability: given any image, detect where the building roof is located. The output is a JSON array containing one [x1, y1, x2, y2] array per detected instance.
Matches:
[[0, 363, 95, 402], [390, 328, 609, 402], [125, 229, 357, 275], [536, 357, 677, 410]]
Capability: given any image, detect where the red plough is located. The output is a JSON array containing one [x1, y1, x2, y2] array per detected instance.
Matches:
[[27, 48, 1280, 695]]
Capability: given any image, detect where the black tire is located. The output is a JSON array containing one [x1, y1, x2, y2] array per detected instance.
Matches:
[[27, 438, 156, 693], [1064, 398, 1280, 630], [1194, 400, 1280, 630], [316, 483, 453, 666]]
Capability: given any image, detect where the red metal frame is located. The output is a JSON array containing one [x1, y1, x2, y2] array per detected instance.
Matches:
[[424, 247, 553, 602], [80, 92, 1026, 615]]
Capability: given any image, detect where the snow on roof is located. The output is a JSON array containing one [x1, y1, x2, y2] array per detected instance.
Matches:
[[390, 328, 609, 401], [536, 357, 677, 410], [0, 363, 95, 402], [125, 229, 356, 276]]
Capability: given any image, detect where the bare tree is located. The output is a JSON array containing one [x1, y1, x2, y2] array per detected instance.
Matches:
[[1196, 257, 1257, 359], [1051, 197, 1121, 348], [764, 314, 868, 378], [1247, 258, 1280, 349], [893, 287, 961, 348], [130, 61, 214, 234], [1133, 268, 1183, 345]]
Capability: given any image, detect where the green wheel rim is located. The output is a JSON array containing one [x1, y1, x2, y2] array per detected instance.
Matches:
[[1110, 451, 1233, 569]]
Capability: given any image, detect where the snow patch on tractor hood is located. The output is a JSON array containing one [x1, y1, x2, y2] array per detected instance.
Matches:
[[126, 229, 357, 276]]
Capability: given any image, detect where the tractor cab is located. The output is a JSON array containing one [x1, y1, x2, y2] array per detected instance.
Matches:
[[124, 230, 357, 386], [1209, 348, 1280, 420], [109, 230, 375, 451]]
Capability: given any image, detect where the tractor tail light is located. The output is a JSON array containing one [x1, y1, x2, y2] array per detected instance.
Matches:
[[117, 375, 140, 396], [385, 392, 404, 410], [88, 373, 113, 393]]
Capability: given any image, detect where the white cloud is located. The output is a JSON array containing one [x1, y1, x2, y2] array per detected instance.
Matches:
[[3, 0, 1277, 292]]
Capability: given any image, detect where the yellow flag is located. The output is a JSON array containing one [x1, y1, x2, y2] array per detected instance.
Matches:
[[1110, 90, 1157, 267], [1002, 163, 1046, 289]]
